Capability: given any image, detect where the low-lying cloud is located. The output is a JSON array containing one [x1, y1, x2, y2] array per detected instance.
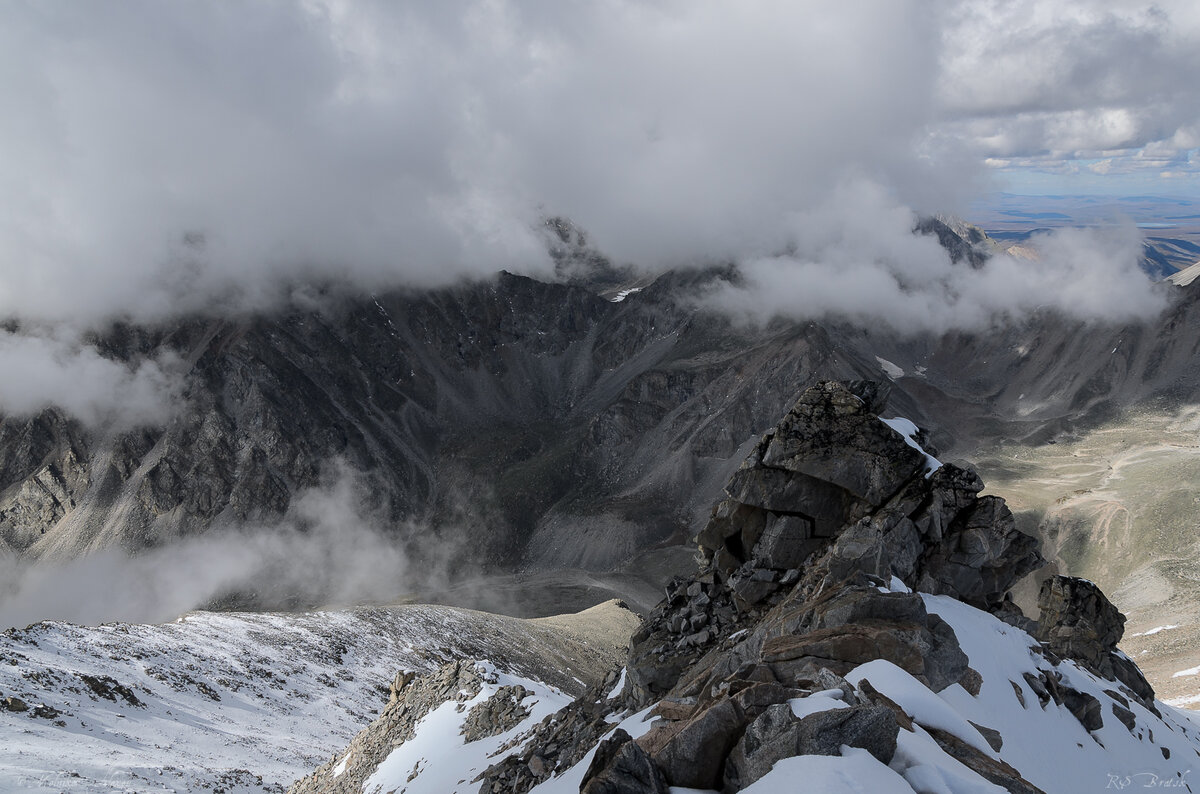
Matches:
[[702, 179, 1167, 332], [0, 464, 462, 628], [0, 331, 183, 428]]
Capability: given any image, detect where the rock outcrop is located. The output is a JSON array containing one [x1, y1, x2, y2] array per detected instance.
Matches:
[[625, 381, 1042, 707], [1035, 575, 1155, 708], [578, 729, 669, 794], [297, 381, 1185, 794], [291, 660, 490, 794], [465, 382, 1064, 792]]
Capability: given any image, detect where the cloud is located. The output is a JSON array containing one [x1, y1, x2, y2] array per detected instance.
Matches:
[[0, 0, 1193, 335], [702, 178, 1166, 333], [940, 0, 1200, 163], [0, 462, 464, 627], [0, 0, 955, 326], [0, 331, 183, 428]]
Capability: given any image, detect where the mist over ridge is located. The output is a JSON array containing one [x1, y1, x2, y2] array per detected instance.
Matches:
[[2, 1, 1197, 326]]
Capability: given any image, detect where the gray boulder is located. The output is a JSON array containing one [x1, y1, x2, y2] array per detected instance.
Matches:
[[696, 381, 925, 570], [2, 696, 28, 712], [915, 495, 1045, 609], [579, 729, 669, 794], [794, 705, 898, 762], [723, 703, 897, 792], [1035, 575, 1155, 708], [724, 703, 801, 791], [645, 698, 747, 790], [759, 382, 925, 507], [1035, 576, 1124, 666]]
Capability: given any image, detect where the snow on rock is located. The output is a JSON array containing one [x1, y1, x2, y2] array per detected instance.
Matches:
[[468, 593, 1200, 794], [606, 667, 627, 700], [876, 356, 905, 379], [740, 748, 916, 793], [922, 593, 1200, 793], [361, 665, 571, 794], [880, 416, 943, 476], [609, 287, 643, 302], [846, 660, 996, 756], [0, 601, 634, 793], [282, 383, 1200, 793]]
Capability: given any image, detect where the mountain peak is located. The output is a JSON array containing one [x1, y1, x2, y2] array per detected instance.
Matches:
[[293, 381, 1196, 794]]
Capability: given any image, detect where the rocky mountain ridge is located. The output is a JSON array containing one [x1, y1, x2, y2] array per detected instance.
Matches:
[[4, 222, 1200, 612], [0, 598, 637, 792], [292, 382, 1199, 793]]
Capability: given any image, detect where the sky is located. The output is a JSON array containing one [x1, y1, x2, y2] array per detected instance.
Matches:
[[1, 0, 1200, 422]]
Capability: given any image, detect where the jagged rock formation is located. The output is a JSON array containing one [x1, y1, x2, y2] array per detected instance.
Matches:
[[297, 381, 1200, 793], [291, 660, 492, 794], [624, 381, 1042, 707], [578, 730, 669, 794]]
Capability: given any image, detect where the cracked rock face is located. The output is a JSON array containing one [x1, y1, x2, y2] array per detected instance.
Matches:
[[695, 382, 1044, 614]]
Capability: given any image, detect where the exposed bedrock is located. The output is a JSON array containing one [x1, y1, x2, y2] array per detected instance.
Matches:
[[303, 380, 1164, 794]]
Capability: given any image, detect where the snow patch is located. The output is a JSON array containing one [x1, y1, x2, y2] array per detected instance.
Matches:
[[0, 604, 593, 792], [1164, 693, 1200, 708], [1130, 624, 1180, 638], [606, 667, 627, 700], [739, 747, 914, 793], [529, 706, 660, 793], [364, 665, 571, 794], [876, 356, 905, 379], [846, 660, 996, 757], [788, 692, 848, 719], [880, 417, 942, 476], [919, 593, 1200, 793]]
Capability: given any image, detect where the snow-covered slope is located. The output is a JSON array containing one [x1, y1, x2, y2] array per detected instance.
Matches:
[[297, 586, 1200, 794], [0, 601, 636, 792]]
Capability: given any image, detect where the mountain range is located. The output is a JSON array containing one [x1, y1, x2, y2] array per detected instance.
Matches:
[[3, 220, 1200, 618]]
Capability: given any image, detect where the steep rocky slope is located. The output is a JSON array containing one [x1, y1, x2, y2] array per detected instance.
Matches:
[[295, 383, 1200, 793], [4, 224, 1200, 609]]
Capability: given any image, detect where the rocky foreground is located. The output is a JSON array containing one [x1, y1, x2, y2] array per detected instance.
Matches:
[[294, 382, 1200, 793]]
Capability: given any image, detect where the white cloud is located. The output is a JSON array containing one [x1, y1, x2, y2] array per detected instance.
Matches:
[[0, 0, 1192, 336], [0, 0, 949, 326], [0, 331, 183, 428], [703, 178, 1165, 333], [940, 0, 1200, 166], [0, 462, 451, 626]]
